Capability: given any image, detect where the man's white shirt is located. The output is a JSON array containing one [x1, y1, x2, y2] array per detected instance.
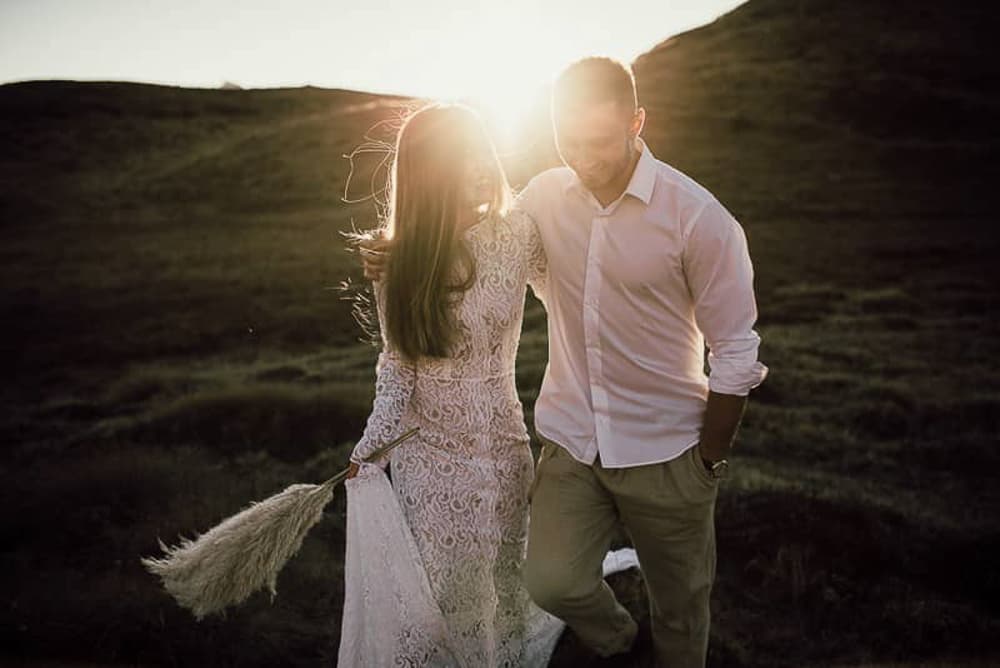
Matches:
[[516, 139, 768, 468]]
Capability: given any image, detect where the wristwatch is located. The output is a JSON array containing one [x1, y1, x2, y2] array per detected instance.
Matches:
[[700, 454, 730, 480]]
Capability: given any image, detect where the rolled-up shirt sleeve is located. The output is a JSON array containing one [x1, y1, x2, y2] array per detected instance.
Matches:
[[682, 198, 768, 396]]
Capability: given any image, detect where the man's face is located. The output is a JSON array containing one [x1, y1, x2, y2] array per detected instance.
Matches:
[[553, 100, 637, 192]]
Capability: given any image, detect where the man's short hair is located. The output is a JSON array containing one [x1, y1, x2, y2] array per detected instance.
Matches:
[[552, 56, 638, 118]]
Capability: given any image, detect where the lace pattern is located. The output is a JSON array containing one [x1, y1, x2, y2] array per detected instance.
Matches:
[[342, 209, 559, 667]]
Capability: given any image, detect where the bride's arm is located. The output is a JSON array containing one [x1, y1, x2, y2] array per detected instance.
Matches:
[[349, 280, 416, 471], [509, 206, 549, 305]]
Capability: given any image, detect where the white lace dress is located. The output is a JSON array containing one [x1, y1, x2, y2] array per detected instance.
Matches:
[[337, 208, 562, 667]]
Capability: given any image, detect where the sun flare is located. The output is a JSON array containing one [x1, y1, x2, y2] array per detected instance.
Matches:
[[464, 79, 546, 153], [410, 11, 583, 152]]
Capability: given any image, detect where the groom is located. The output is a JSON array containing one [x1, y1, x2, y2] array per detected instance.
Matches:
[[362, 57, 767, 668], [514, 57, 766, 668]]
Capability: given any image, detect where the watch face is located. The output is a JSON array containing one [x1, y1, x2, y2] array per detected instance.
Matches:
[[711, 461, 730, 479]]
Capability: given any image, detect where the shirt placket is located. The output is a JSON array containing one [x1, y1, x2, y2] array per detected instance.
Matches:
[[583, 213, 611, 461]]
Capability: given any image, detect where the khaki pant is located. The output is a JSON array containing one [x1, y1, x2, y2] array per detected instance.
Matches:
[[523, 435, 719, 668]]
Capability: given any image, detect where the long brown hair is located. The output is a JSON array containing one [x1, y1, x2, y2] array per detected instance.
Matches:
[[380, 103, 511, 361]]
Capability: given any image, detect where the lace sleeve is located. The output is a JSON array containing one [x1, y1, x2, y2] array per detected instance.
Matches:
[[350, 281, 416, 467], [508, 207, 548, 304]]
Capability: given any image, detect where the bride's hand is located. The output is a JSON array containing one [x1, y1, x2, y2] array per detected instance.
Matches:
[[346, 461, 361, 480]]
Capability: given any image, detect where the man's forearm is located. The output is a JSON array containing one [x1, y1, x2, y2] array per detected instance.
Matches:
[[698, 390, 748, 461]]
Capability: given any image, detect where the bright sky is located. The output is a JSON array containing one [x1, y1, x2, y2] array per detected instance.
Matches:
[[1, 0, 746, 137]]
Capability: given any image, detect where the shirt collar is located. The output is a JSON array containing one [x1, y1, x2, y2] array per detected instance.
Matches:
[[626, 139, 657, 205], [563, 138, 657, 208]]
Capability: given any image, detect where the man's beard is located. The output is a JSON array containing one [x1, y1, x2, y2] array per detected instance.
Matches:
[[581, 137, 636, 190], [617, 136, 638, 175]]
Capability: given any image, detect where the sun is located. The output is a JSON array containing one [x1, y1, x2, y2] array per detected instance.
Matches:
[[417, 13, 578, 152], [463, 76, 547, 153]]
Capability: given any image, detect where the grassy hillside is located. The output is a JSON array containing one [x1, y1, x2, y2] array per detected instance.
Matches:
[[2, 0, 999, 666], [633, 0, 1000, 219]]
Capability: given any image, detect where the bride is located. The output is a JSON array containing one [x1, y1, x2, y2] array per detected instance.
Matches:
[[337, 102, 559, 667]]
